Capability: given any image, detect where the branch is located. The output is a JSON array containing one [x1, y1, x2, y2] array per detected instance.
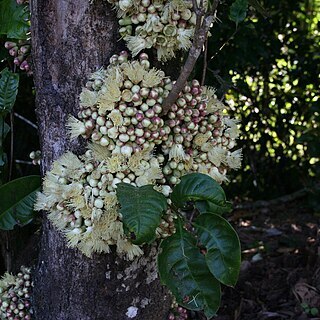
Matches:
[[14, 112, 38, 129], [161, 1, 219, 115]]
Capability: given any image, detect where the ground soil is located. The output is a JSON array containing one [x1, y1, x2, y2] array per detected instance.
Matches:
[[211, 199, 320, 320]]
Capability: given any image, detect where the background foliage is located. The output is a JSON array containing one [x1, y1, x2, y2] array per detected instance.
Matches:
[[197, 0, 319, 201]]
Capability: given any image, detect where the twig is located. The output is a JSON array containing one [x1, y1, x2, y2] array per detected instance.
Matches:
[[8, 112, 14, 181], [14, 112, 38, 129], [15, 159, 33, 165], [161, 1, 219, 115], [201, 38, 208, 86], [209, 27, 239, 62]]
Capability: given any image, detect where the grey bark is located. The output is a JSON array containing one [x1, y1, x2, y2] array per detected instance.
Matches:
[[30, 1, 170, 319]]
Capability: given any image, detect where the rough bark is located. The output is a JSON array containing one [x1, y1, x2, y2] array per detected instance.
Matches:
[[30, 1, 170, 319]]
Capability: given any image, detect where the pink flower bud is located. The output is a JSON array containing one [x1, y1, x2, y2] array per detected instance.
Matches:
[[188, 101, 197, 109], [136, 137, 145, 145], [170, 104, 178, 112], [145, 108, 155, 118], [152, 104, 162, 114], [213, 129, 220, 137], [191, 87, 199, 95], [139, 52, 149, 60], [168, 111, 176, 119], [151, 116, 161, 126], [9, 47, 18, 57], [136, 112, 144, 121], [4, 41, 17, 49], [140, 87, 150, 98], [20, 45, 30, 54], [149, 89, 158, 99]]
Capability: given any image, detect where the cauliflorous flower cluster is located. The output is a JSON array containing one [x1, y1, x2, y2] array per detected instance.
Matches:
[[0, 267, 32, 320], [37, 51, 241, 259], [35, 145, 170, 259], [161, 83, 242, 185], [106, 0, 198, 61], [68, 51, 173, 155], [4, 41, 31, 73]]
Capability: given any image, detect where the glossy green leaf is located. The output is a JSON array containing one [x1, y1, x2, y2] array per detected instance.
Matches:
[[116, 183, 167, 245], [229, 0, 248, 26], [0, 68, 19, 115], [0, 175, 41, 230], [171, 173, 231, 215], [0, 0, 29, 39], [158, 219, 221, 318], [194, 213, 241, 287]]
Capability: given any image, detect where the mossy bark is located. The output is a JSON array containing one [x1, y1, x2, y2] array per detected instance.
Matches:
[[30, 1, 170, 319]]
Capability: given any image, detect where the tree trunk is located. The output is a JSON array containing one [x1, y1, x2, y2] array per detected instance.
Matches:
[[30, 1, 171, 319]]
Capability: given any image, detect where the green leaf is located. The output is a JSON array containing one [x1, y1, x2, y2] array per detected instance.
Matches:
[[0, 0, 29, 39], [229, 0, 248, 26], [116, 183, 167, 245], [158, 219, 221, 318], [0, 175, 41, 230], [0, 68, 19, 115], [171, 173, 231, 215], [194, 213, 241, 287]]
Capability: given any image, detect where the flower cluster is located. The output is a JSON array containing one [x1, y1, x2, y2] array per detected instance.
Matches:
[[106, 0, 198, 61], [37, 51, 241, 259], [161, 83, 241, 185], [0, 267, 32, 320], [168, 303, 189, 320], [35, 145, 170, 259], [4, 41, 31, 73], [69, 51, 173, 155]]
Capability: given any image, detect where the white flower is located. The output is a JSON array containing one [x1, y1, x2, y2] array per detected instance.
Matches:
[[177, 28, 194, 50], [169, 144, 187, 161], [208, 146, 227, 167], [125, 36, 147, 57], [107, 127, 119, 139], [193, 132, 212, 147], [67, 115, 86, 140], [136, 175, 151, 186], [117, 239, 143, 260], [108, 109, 124, 127], [225, 149, 242, 170], [207, 97, 226, 113], [142, 68, 164, 87], [119, 0, 133, 11], [80, 88, 98, 107], [208, 166, 229, 184]]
